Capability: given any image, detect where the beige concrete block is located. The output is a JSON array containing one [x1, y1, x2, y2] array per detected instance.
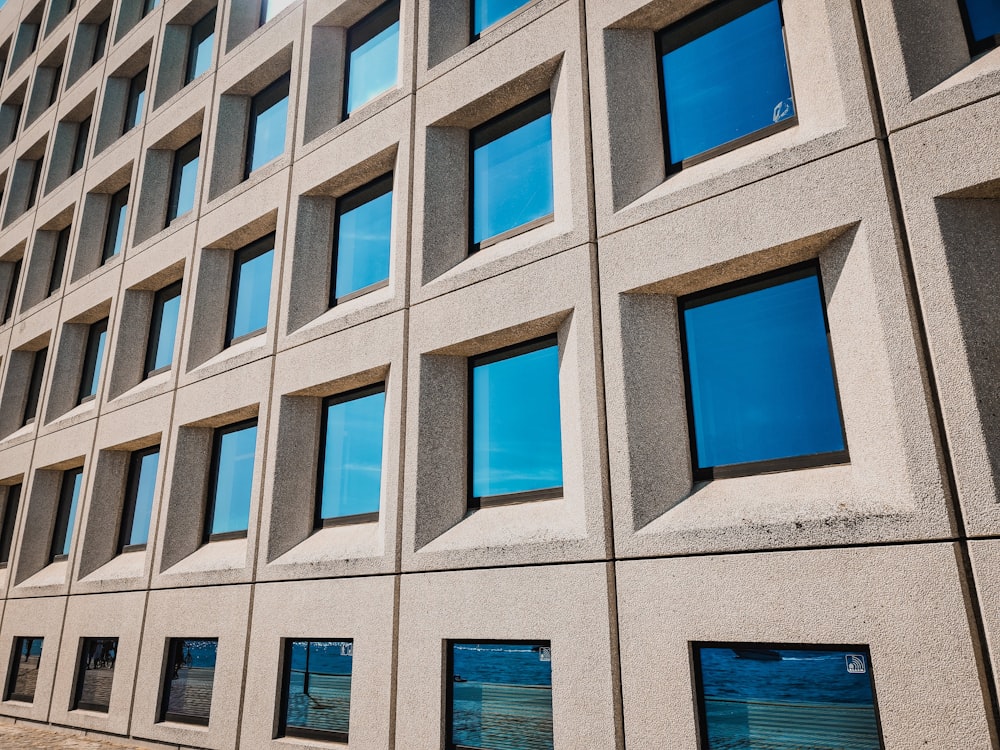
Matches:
[[0, 596, 63, 722]]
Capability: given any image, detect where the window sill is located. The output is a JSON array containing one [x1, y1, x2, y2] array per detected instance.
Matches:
[[333, 278, 390, 307], [471, 213, 554, 253]]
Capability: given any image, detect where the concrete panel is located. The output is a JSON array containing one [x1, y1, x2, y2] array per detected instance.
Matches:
[[0, 595, 65, 722]]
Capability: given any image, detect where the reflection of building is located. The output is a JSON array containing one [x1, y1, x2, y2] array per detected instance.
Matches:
[[0, 0, 995, 747]]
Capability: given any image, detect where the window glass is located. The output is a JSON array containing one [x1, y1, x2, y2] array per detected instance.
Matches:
[[207, 421, 256, 538], [3, 258, 21, 323], [47, 64, 62, 107], [103, 185, 129, 262], [185, 9, 215, 84], [167, 136, 200, 223], [51, 466, 83, 560], [280, 639, 353, 742], [73, 637, 118, 712], [227, 237, 273, 344], [48, 225, 70, 295], [963, 0, 1000, 47], [26, 158, 42, 210], [694, 644, 883, 749], [449, 642, 553, 750], [78, 318, 108, 403], [145, 281, 181, 376], [124, 68, 147, 133], [22, 347, 46, 425], [472, 0, 530, 36], [658, 0, 794, 168], [91, 17, 109, 66], [332, 174, 392, 302], [246, 74, 289, 175], [471, 95, 553, 247], [160, 638, 217, 725], [680, 264, 847, 476], [471, 337, 562, 503], [260, 0, 295, 25], [0, 483, 20, 565], [318, 387, 385, 523], [5, 637, 43, 703], [345, 0, 399, 116], [70, 115, 90, 174], [118, 447, 159, 550]]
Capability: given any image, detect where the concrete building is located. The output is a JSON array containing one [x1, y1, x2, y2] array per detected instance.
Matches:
[[0, 0, 994, 747]]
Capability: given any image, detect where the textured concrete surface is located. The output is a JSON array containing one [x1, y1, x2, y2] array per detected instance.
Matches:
[[0, 722, 144, 749]]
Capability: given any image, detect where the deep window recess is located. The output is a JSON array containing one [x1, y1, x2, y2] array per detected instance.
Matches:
[[259, 0, 295, 26], [48, 225, 70, 295], [26, 158, 43, 210], [959, 0, 1000, 54], [331, 173, 392, 304], [469, 336, 563, 508], [472, 0, 531, 39], [91, 17, 110, 67], [77, 317, 108, 404], [50, 466, 83, 562], [317, 384, 385, 526], [70, 115, 91, 175], [279, 639, 354, 742], [123, 67, 147, 134], [447, 641, 553, 750], [470, 93, 553, 250], [204, 419, 257, 541], [344, 0, 399, 117], [46, 64, 62, 108], [102, 185, 129, 263], [3, 258, 21, 322], [159, 638, 217, 725], [144, 280, 181, 377], [166, 135, 200, 225], [245, 73, 289, 177], [656, 0, 796, 171], [679, 262, 848, 480], [72, 637, 118, 712], [692, 643, 885, 750], [185, 8, 216, 84], [0, 483, 21, 566], [5, 637, 43, 703], [117, 446, 159, 552], [22, 347, 47, 425], [225, 234, 273, 346]]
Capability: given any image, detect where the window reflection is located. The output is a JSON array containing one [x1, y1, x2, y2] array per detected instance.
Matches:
[[102, 185, 129, 263], [226, 235, 274, 345], [73, 637, 118, 712], [472, 0, 530, 37], [167, 136, 200, 224], [50, 467, 83, 561], [185, 9, 215, 84], [280, 639, 353, 742], [246, 74, 289, 176], [160, 638, 217, 725], [5, 637, 43, 703], [118, 447, 159, 551], [332, 173, 392, 303], [206, 421, 257, 539], [145, 281, 181, 377], [344, 0, 399, 116], [78, 318, 108, 403]]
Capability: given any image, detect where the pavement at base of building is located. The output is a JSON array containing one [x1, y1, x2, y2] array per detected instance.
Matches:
[[0, 723, 143, 749]]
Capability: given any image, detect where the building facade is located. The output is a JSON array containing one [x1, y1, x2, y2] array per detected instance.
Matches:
[[0, 0, 994, 747]]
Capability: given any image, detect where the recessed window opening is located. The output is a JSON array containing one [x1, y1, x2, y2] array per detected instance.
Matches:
[[70, 116, 91, 175], [46, 63, 63, 108], [469, 92, 553, 251], [50, 466, 83, 561], [678, 262, 848, 480], [204, 419, 257, 542], [102, 185, 129, 263], [959, 0, 1000, 54], [123, 67, 147, 134], [469, 335, 563, 508], [331, 172, 392, 305], [279, 639, 354, 742], [471, 0, 532, 40], [260, 0, 295, 26], [77, 317, 108, 404], [344, 0, 400, 118], [22, 347, 47, 426], [5, 637, 43, 703], [185, 8, 216, 85], [166, 135, 200, 225], [26, 158, 43, 210], [48, 225, 70, 295], [0, 484, 22, 567], [159, 638, 217, 725], [244, 73, 289, 177], [72, 637, 118, 713], [144, 280, 181, 377], [225, 233, 273, 346], [117, 446, 159, 552], [656, 0, 796, 172], [3, 258, 21, 322], [91, 17, 110, 66]]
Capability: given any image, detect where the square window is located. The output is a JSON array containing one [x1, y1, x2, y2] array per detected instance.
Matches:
[[470, 93, 553, 249], [70, 115, 90, 175], [226, 234, 273, 346], [72, 637, 118, 712], [0, 483, 21, 566], [2, 258, 21, 322], [331, 173, 392, 304], [279, 639, 353, 742], [469, 336, 562, 507], [102, 185, 129, 263], [471, 0, 530, 39], [185, 9, 216, 85], [5, 637, 43, 703], [144, 280, 181, 377], [317, 385, 385, 526], [117, 446, 159, 551], [205, 420, 257, 541], [166, 135, 200, 225], [47, 225, 70, 296], [447, 641, 553, 750], [123, 67, 147, 134], [656, 0, 796, 171], [693, 643, 884, 749], [960, 0, 1000, 53], [22, 346, 46, 425], [50, 466, 83, 561], [260, 0, 295, 26], [245, 73, 289, 177], [344, 0, 400, 117], [159, 638, 217, 725], [679, 263, 848, 479], [77, 317, 108, 403]]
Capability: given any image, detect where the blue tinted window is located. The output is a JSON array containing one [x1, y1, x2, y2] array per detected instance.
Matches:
[[124, 69, 146, 133], [146, 282, 181, 375], [260, 0, 295, 24], [471, 338, 562, 501], [319, 388, 385, 521], [473, 0, 531, 36], [471, 96, 553, 247], [121, 448, 159, 548], [186, 10, 215, 83], [659, 0, 794, 167], [681, 265, 846, 474], [963, 0, 1000, 45], [333, 175, 392, 301], [345, 1, 399, 115], [208, 422, 256, 537], [103, 186, 129, 262], [78, 319, 108, 402], [161, 638, 217, 725], [695, 645, 883, 749], [247, 75, 289, 175], [228, 238, 273, 344], [52, 468, 83, 559], [168, 137, 200, 223], [449, 642, 553, 750], [7, 637, 44, 702], [282, 640, 353, 741]]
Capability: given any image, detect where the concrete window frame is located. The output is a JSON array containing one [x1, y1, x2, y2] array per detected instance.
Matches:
[[0, 83, 26, 150], [8, 4, 43, 75], [65, 0, 112, 87], [44, 299, 111, 423], [0, 335, 49, 439], [93, 43, 150, 154], [46, 97, 94, 193], [152, 0, 218, 110], [20, 204, 74, 312], [24, 42, 66, 125], [0, 598, 65, 723], [43, 0, 76, 39], [114, 0, 159, 44], [4, 137, 47, 226], [72, 161, 133, 281]]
